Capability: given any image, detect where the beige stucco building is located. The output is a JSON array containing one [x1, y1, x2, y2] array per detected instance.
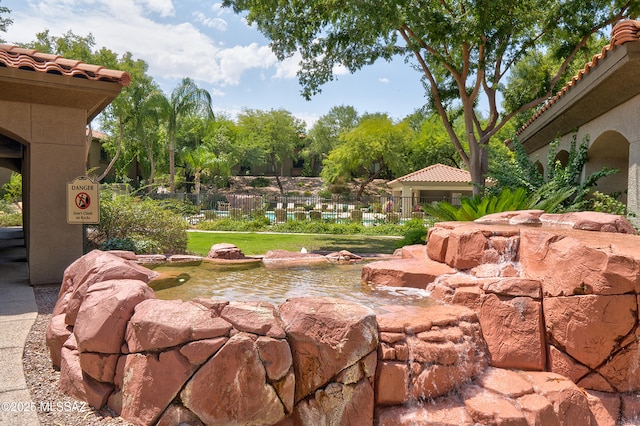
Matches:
[[517, 20, 640, 216], [0, 44, 129, 284]]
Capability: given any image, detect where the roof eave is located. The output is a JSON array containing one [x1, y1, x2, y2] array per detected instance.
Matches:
[[518, 40, 640, 153]]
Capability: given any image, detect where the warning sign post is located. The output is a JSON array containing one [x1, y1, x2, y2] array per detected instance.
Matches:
[[67, 176, 99, 224]]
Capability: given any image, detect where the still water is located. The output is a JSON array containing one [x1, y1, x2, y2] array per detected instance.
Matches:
[[150, 262, 433, 309]]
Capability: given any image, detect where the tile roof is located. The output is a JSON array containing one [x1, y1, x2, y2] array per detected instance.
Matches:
[[388, 163, 472, 185], [517, 19, 640, 135], [0, 44, 131, 86]]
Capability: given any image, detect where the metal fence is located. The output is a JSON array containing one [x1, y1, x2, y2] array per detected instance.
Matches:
[[147, 192, 454, 224]]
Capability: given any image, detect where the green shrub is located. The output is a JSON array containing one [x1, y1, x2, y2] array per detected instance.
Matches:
[[196, 218, 269, 232], [95, 193, 188, 254], [250, 177, 271, 188], [1, 172, 22, 204]]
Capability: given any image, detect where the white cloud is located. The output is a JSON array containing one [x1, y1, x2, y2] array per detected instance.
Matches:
[[192, 11, 227, 31], [379, 77, 390, 84], [273, 52, 301, 80], [136, 0, 175, 17]]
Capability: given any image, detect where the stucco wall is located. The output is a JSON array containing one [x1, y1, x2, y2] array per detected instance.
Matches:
[[0, 101, 86, 284]]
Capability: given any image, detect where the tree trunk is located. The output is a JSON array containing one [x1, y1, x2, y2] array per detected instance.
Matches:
[[146, 143, 155, 194], [194, 169, 201, 206], [272, 156, 284, 194], [468, 139, 488, 196], [96, 117, 123, 183], [169, 130, 176, 193]]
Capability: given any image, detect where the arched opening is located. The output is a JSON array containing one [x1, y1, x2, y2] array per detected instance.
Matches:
[[585, 131, 629, 204], [0, 133, 26, 264], [554, 150, 569, 168], [534, 160, 544, 176]]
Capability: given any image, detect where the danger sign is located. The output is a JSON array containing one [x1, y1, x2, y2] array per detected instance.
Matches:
[[67, 176, 99, 224]]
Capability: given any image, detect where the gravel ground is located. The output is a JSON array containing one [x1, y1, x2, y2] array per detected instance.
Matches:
[[23, 285, 132, 426]]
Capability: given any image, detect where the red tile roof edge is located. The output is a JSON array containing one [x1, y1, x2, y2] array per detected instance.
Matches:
[[517, 19, 640, 136], [0, 43, 131, 87], [388, 163, 473, 185]]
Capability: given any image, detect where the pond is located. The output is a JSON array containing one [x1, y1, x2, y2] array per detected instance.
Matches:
[[149, 262, 433, 309]]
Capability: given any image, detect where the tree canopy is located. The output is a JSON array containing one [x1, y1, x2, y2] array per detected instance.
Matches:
[[222, 0, 638, 193]]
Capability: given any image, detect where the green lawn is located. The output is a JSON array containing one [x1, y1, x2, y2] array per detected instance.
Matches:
[[187, 231, 402, 256]]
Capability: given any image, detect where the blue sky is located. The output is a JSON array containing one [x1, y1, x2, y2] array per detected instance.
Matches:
[[2, 0, 430, 129]]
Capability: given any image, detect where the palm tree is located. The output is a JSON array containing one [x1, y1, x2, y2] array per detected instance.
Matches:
[[182, 145, 230, 205], [163, 77, 213, 193]]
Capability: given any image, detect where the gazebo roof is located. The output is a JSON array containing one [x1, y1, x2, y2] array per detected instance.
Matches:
[[0, 44, 131, 86], [388, 163, 472, 187]]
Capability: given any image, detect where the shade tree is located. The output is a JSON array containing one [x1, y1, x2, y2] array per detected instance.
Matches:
[[221, 0, 638, 194]]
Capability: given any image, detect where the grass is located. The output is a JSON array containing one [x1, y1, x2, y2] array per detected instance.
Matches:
[[187, 230, 402, 256]]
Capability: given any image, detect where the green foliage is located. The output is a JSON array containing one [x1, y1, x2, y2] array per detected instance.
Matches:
[[0, 0, 12, 43], [397, 218, 430, 247], [320, 115, 413, 197], [423, 186, 572, 221], [488, 134, 619, 213], [1, 172, 21, 203], [250, 177, 271, 188], [95, 192, 188, 254], [196, 218, 269, 232], [589, 191, 631, 216], [222, 0, 634, 192], [0, 200, 21, 226]]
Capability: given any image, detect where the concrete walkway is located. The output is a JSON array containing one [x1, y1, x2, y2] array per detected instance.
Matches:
[[0, 227, 40, 425]]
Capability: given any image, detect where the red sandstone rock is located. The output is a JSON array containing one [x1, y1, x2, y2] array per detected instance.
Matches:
[[125, 299, 232, 352], [585, 390, 620, 426], [478, 294, 545, 370], [443, 229, 488, 270], [325, 249, 363, 263], [362, 258, 455, 289], [278, 297, 378, 402], [480, 277, 541, 299], [181, 333, 287, 425], [598, 341, 640, 392], [412, 364, 477, 399], [73, 279, 155, 354], [518, 371, 595, 425], [179, 337, 227, 365], [621, 393, 640, 423], [106, 250, 138, 261], [516, 393, 560, 426], [207, 242, 245, 259], [475, 367, 534, 398], [64, 251, 156, 325], [167, 254, 202, 264], [475, 210, 545, 226], [544, 294, 636, 369], [79, 352, 119, 383], [426, 226, 450, 262], [156, 404, 204, 426], [547, 345, 590, 383], [375, 395, 474, 426], [220, 301, 286, 338], [461, 385, 528, 425], [121, 349, 196, 425], [578, 371, 616, 392], [519, 229, 640, 296], [375, 361, 409, 405], [59, 344, 113, 409], [256, 336, 293, 381], [45, 313, 72, 368], [540, 211, 637, 234], [292, 380, 374, 426], [262, 249, 329, 268], [398, 244, 426, 259]]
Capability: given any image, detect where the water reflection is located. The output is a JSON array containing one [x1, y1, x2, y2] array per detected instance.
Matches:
[[150, 262, 433, 309]]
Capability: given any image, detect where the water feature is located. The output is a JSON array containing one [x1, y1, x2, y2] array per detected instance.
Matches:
[[149, 262, 433, 309]]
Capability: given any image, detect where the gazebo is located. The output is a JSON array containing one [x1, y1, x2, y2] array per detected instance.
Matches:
[[0, 44, 130, 284], [387, 163, 474, 216]]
